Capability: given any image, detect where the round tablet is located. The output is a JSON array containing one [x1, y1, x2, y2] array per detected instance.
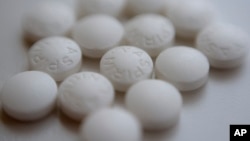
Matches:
[[166, 0, 215, 39], [125, 80, 182, 130], [127, 0, 166, 15], [72, 15, 124, 58], [23, 2, 76, 42], [100, 46, 153, 92], [1, 71, 57, 121], [124, 14, 175, 57], [29, 36, 82, 82], [58, 72, 115, 121], [80, 108, 142, 141], [78, 0, 126, 17], [155, 46, 210, 91], [196, 23, 250, 69]]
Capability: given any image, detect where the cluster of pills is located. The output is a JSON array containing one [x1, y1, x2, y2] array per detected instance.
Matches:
[[1, 0, 250, 140]]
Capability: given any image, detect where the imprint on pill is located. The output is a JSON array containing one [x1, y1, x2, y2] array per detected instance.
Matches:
[[58, 72, 114, 120], [125, 14, 175, 57], [101, 48, 151, 81], [100, 46, 153, 92], [29, 37, 82, 81]]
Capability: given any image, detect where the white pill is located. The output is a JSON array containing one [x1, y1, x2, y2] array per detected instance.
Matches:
[[80, 108, 142, 141], [29, 36, 82, 82], [125, 80, 182, 130], [100, 46, 153, 92], [58, 72, 115, 121], [125, 14, 175, 57], [73, 15, 124, 58], [23, 2, 76, 42], [78, 0, 126, 17], [167, 0, 216, 39], [1, 71, 57, 121], [196, 23, 250, 69], [127, 0, 166, 15], [155, 46, 210, 91]]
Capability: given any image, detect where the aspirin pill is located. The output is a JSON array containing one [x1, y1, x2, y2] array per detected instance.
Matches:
[[73, 15, 124, 58], [80, 108, 142, 141], [155, 46, 210, 91], [58, 72, 115, 121], [1, 71, 57, 121], [125, 80, 182, 130], [127, 0, 166, 15], [23, 2, 76, 42], [125, 14, 175, 57], [167, 0, 216, 39], [78, 0, 126, 17], [196, 23, 250, 69], [29, 36, 82, 82], [100, 46, 153, 92]]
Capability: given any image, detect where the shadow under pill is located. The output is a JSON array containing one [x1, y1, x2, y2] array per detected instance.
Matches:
[[57, 110, 81, 133], [81, 56, 100, 73], [174, 36, 195, 47], [114, 91, 126, 107], [143, 121, 180, 141], [0, 109, 57, 135], [209, 66, 244, 82], [1, 110, 53, 124], [22, 32, 36, 48], [181, 84, 207, 107]]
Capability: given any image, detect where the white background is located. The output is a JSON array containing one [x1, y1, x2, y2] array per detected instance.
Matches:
[[0, 0, 250, 141]]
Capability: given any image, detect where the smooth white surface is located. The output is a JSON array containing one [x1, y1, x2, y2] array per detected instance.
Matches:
[[58, 72, 114, 121], [22, 2, 76, 42], [155, 46, 210, 91], [0, 0, 250, 141], [125, 14, 175, 57], [1, 71, 57, 121], [196, 22, 250, 69], [125, 80, 182, 130], [80, 108, 142, 141], [100, 46, 153, 92], [73, 15, 124, 58], [29, 36, 82, 81], [167, 0, 216, 39]]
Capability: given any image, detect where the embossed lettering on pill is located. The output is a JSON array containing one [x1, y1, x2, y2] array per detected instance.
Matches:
[[100, 46, 153, 92], [28, 36, 82, 81]]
